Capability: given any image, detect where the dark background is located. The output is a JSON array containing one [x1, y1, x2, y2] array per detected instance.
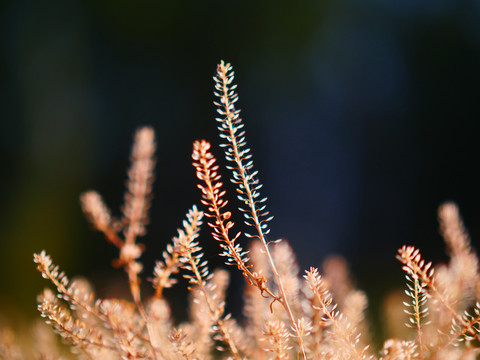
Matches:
[[1, 0, 479, 341]]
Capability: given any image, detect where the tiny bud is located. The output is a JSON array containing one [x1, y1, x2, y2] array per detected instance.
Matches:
[[120, 243, 143, 262]]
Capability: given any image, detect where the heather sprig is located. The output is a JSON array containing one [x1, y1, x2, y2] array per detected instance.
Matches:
[[212, 61, 307, 359]]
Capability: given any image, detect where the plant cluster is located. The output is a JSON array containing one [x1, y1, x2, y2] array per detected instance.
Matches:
[[1, 62, 480, 360]]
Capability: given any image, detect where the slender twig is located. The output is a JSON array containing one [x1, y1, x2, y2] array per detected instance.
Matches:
[[214, 60, 307, 359]]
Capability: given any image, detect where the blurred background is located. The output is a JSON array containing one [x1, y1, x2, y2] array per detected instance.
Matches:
[[1, 0, 480, 342]]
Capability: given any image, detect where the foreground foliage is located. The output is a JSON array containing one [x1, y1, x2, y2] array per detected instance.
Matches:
[[2, 62, 480, 360]]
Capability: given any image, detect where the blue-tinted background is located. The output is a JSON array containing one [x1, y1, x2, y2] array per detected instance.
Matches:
[[1, 0, 479, 339]]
